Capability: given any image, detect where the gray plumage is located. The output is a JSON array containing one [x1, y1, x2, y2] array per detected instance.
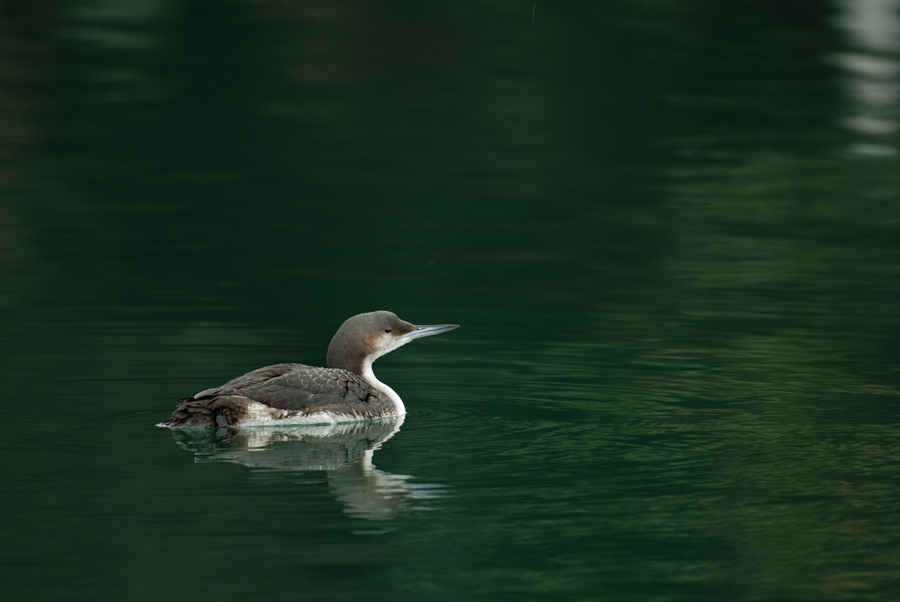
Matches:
[[160, 310, 459, 428]]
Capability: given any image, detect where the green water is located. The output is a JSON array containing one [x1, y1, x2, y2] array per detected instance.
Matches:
[[2, 1, 899, 600]]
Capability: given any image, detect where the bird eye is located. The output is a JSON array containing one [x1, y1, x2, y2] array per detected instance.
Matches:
[[385, 329, 392, 333]]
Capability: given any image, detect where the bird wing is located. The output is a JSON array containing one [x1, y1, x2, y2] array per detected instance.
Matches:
[[194, 363, 299, 396], [195, 363, 373, 412]]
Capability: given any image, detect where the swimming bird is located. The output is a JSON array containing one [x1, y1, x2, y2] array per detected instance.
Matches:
[[160, 311, 458, 428]]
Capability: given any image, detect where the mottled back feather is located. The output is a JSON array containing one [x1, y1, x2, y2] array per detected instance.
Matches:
[[162, 363, 392, 427]]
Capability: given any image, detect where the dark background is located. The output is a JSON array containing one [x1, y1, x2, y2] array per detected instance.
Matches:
[[1, 1, 899, 600]]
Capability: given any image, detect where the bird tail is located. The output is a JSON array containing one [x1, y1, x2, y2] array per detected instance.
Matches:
[[159, 395, 248, 428], [158, 397, 215, 428]]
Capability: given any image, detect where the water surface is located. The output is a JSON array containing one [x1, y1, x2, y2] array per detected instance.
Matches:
[[1, 1, 899, 601]]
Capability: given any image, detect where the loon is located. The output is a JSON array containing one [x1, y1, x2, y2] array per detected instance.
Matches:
[[160, 311, 459, 428]]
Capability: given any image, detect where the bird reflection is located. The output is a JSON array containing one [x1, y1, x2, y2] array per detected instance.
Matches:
[[169, 416, 445, 520]]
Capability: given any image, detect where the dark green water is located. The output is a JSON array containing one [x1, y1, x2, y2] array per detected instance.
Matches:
[[2, 1, 899, 600]]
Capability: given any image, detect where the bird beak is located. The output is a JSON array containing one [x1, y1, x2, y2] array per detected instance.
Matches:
[[402, 323, 460, 340]]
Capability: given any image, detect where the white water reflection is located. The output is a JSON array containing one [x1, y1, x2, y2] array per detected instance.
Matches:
[[832, 0, 900, 156], [170, 417, 446, 521], [57, 0, 171, 104]]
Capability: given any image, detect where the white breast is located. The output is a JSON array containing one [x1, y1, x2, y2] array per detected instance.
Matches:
[[361, 361, 406, 415]]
